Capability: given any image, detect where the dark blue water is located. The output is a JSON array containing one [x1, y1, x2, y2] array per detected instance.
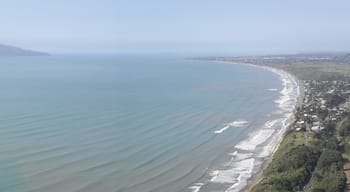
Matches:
[[0, 55, 288, 192]]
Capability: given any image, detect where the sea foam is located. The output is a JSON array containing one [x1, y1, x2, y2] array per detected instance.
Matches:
[[234, 129, 275, 151]]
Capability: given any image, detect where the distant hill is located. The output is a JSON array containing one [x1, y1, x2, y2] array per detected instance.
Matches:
[[335, 53, 350, 63], [0, 44, 49, 56]]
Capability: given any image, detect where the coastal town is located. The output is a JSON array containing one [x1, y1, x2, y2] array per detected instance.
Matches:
[[294, 80, 350, 133]]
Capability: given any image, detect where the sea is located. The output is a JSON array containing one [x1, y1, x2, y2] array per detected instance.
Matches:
[[0, 55, 299, 192]]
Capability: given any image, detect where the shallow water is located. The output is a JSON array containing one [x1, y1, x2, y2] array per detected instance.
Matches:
[[0, 55, 292, 192]]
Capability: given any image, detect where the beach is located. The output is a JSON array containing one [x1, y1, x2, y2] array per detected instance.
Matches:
[[244, 63, 301, 192], [192, 60, 301, 192], [244, 74, 304, 192]]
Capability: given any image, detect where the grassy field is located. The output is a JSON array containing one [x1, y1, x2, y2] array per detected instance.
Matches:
[[208, 53, 350, 81], [267, 63, 350, 81]]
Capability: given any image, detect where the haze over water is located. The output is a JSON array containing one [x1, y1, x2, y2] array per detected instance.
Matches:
[[0, 55, 292, 192]]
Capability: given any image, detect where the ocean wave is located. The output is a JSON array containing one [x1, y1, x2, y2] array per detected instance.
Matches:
[[210, 158, 254, 192], [264, 120, 278, 129], [214, 126, 230, 134], [189, 183, 204, 192], [228, 120, 249, 127], [214, 120, 248, 134], [267, 88, 278, 91], [234, 129, 275, 151], [227, 151, 253, 164]]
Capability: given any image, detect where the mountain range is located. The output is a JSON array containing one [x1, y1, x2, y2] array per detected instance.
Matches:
[[0, 44, 48, 56]]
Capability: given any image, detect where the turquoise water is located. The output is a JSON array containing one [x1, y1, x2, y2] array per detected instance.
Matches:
[[0, 55, 286, 192]]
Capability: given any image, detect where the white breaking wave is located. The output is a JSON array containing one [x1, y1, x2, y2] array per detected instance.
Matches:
[[235, 128, 275, 151], [264, 119, 279, 129], [228, 120, 249, 127], [210, 158, 255, 192], [214, 126, 230, 134], [227, 151, 253, 163], [267, 88, 278, 91], [214, 120, 249, 134], [189, 183, 204, 192], [234, 119, 281, 152], [210, 158, 254, 184]]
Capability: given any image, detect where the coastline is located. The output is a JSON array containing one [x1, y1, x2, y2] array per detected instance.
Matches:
[[225, 61, 302, 192], [242, 64, 304, 192], [191, 59, 302, 192], [243, 78, 304, 192]]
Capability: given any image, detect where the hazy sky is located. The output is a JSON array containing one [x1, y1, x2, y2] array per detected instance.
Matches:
[[1, 0, 350, 54]]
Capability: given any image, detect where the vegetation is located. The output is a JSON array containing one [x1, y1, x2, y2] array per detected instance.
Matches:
[[310, 149, 346, 192], [270, 63, 350, 81], [251, 132, 320, 192], [325, 94, 346, 107], [207, 53, 350, 81], [337, 117, 350, 192], [338, 117, 350, 138], [252, 125, 347, 192]]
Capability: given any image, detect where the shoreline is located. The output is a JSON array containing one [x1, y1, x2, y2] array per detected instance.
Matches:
[[227, 61, 302, 192], [242, 64, 304, 192], [190, 59, 302, 192]]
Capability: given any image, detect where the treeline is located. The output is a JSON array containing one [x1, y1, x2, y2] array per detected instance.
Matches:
[[311, 149, 346, 192], [251, 132, 319, 192], [308, 130, 346, 192]]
